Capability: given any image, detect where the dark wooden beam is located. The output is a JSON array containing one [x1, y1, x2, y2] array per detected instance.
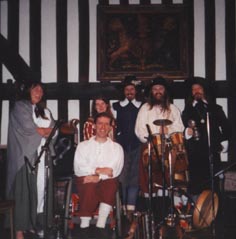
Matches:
[[162, 0, 172, 5], [186, 0, 194, 78], [225, 0, 236, 162], [140, 0, 151, 5], [8, 0, 19, 53], [0, 35, 38, 81], [78, 0, 89, 83], [56, 0, 68, 84], [0, 81, 229, 101], [204, 0, 216, 89], [29, 0, 41, 79], [79, 100, 90, 140], [98, 0, 109, 5], [56, 0, 69, 120], [78, 0, 90, 135]]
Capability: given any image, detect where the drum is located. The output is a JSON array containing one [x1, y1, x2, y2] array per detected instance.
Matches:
[[140, 136, 170, 193], [176, 190, 219, 231], [193, 190, 219, 229], [170, 132, 184, 152], [170, 132, 189, 186], [151, 133, 165, 156]]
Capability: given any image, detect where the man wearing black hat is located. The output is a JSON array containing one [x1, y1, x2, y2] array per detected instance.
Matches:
[[112, 75, 142, 221], [135, 76, 184, 224], [182, 77, 231, 196], [135, 76, 184, 143]]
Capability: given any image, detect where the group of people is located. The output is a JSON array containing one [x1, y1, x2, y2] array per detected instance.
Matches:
[[6, 75, 231, 239]]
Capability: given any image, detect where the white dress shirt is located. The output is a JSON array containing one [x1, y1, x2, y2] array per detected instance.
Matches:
[[135, 103, 184, 143], [74, 136, 124, 180]]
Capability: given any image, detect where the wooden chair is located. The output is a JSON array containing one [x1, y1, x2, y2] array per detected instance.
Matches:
[[0, 200, 15, 239]]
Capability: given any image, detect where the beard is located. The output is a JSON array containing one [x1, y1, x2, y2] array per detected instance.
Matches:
[[193, 93, 204, 101], [152, 94, 164, 105]]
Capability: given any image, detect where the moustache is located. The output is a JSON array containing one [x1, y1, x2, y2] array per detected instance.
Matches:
[[193, 93, 203, 98]]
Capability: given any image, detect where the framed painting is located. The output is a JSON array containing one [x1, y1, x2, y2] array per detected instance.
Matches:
[[97, 4, 192, 81]]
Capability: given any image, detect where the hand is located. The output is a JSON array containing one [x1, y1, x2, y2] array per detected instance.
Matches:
[[83, 175, 100, 184], [95, 167, 113, 177], [36, 127, 53, 137], [186, 127, 193, 136]]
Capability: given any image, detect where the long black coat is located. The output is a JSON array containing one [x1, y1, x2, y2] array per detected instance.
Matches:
[[182, 102, 231, 194]]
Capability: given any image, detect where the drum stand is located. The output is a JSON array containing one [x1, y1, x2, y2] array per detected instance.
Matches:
[[206, 111, 217, 239], [158, 145, 183, 239], [146, 124, 156, 239], [153, 119, 183, 239]]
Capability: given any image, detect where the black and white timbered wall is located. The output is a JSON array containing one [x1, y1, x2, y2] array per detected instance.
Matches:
[[0, 0, 236, 162]]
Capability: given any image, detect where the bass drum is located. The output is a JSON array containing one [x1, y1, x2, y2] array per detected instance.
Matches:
[[193, 190, 219, 229]]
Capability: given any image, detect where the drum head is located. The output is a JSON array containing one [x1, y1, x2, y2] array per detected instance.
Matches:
[[193, 190, 219, 229]]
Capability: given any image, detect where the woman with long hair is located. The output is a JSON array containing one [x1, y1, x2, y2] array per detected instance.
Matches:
[[6, 81, 57, 239], [83, 96, 116, 140]]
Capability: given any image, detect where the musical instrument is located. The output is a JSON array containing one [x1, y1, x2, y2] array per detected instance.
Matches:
[[170, 132, 189, 186], [170, 132, 185, 153], [153, 119, 172, 126], [140, 132, 189, 192], [176, 190, 219, 231], [140, 136, 169, 193], [193, 190, 219, 229]]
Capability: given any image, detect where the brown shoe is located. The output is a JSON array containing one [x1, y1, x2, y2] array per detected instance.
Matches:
[[126, 210, 134, 222]]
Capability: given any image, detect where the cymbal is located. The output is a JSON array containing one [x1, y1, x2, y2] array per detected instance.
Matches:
[[153, 119, 172, 126]]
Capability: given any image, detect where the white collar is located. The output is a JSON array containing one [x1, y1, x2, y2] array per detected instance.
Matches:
[[120, 98, 142, 108], [193, 99, 208, 107]]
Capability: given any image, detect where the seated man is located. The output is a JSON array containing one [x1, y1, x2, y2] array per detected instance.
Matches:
[[73, 112, 124, 237]]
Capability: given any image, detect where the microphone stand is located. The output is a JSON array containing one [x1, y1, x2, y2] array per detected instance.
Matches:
[[206, 110, 216, 239], [25, 120, 63, 238], [145, 124, 159, 239], [160, 121, 167, 225]]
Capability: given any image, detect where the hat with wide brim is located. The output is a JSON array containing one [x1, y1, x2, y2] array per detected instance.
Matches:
[[187, 76, 209, 90], [150, 76, 169, 89], [122, 75, 137, 88]]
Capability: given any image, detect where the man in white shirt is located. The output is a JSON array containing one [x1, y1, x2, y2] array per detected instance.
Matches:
[[135, 76, 184, 225], [74, 112, 124, 238], [135, 77, 184, 143]]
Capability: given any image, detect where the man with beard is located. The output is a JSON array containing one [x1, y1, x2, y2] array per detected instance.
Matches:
[[182, 77, 231, 196], [135, 76, 184, 225], [135, 76, 184, 144], [112, 75, 142, 222]]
